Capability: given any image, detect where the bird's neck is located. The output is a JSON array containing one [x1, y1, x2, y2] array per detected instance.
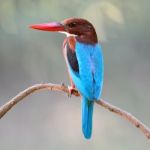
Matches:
[[76, 31, 98, 45], [63, 32, 98, 50]]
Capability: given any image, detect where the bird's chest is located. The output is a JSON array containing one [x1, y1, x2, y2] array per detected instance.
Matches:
[[63, 37, 79, 73]]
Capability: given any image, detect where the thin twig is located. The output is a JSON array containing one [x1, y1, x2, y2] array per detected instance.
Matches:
[[0, 83, 150, 141]]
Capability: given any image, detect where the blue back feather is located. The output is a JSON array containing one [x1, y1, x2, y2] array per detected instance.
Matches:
[[68, 42, 104, 100], [66, 41, 104, 139]]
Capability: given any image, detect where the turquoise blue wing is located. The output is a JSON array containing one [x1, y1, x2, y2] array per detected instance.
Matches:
[[66, 41, 104, 100]]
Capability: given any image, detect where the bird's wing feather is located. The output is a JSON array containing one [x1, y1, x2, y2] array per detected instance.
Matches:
[[90, 44, 104, 98], [64, 39, 103, 100], [75, 42, 103, 100]]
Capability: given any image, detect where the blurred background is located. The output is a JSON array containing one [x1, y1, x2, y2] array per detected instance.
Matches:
[[0, 0, 150, 149]]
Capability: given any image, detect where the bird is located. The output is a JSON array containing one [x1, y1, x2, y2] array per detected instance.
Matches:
[[30, 18, 104, 139]]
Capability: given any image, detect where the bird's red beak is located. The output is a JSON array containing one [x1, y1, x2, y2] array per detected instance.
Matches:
[[29, 22, 65, 32]]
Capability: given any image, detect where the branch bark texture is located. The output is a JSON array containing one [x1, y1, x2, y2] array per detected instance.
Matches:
[[0, 83, 150, 141]]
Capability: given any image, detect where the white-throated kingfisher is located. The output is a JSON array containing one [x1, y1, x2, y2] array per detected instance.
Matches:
[[30, 18, 104, 139]]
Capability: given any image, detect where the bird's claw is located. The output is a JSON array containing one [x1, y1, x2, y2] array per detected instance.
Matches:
[[68, 86, 76, 98]]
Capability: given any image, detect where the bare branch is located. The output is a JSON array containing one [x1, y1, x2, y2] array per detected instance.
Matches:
[[0, 83, 150, 141]]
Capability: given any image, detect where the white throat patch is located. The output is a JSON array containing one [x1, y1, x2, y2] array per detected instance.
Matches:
[[59, 31, 77, 37]]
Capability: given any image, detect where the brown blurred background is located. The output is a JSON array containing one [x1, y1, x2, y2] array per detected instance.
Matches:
[[0, 0, 150, 149]]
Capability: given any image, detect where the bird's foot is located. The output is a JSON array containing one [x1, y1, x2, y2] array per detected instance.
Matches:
[[68, 86, 75, 97], [68, 86, 80, 97]]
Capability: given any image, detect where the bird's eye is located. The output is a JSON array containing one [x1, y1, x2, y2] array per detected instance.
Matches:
[[68, 22, 77, 28]]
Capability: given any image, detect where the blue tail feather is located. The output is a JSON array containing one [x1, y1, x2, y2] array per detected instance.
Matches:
[[82, 97, 94, 139]]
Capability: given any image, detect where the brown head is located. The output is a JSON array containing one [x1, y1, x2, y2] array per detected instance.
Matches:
[[30, 18, 98, 44]]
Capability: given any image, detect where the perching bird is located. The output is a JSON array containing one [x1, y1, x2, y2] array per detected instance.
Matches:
[[30, 18, 104, 139]]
